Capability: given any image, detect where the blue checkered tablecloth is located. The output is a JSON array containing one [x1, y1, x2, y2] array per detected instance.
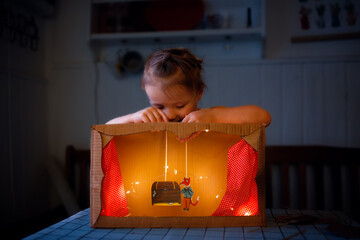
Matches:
[[23, 208, 359, 240]]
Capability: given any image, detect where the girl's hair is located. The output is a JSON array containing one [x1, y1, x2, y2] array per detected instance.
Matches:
[[141, 48, 205, 95]]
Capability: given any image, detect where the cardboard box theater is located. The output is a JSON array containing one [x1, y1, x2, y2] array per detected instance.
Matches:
[[90, 123, 266, 228]]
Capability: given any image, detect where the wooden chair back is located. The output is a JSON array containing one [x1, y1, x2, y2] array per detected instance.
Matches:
[[265, 146, 360, 221]]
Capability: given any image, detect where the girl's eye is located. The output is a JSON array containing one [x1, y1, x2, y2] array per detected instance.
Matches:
[[176, 105, 185, 109], [154, 105, 164, 110]]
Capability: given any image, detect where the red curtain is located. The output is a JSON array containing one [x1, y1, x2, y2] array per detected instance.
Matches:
[[100, 138, 129, 217], [212, 139, 259, 216]]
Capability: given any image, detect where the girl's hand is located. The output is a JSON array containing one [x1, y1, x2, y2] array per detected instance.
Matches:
[[177, 131, 202, 143], [181, 108, 215, 123], [132, 107, 168, 123]]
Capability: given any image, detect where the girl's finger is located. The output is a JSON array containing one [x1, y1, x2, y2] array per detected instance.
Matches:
[[182, 115, 191, 123], [141, 113, 151, 122], [157, 109, 169, 122], [148, 111, 159, 122], [152, 110, 163, 122]]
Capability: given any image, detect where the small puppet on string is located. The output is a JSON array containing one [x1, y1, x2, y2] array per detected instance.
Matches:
[[180, 177, 199, 211]]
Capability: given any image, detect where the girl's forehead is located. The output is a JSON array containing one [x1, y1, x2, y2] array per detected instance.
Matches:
[[145, 84, 196, 103], [163, 83, 192, 94]]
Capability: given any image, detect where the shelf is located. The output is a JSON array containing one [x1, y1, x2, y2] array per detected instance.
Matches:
[[90, 0, 265, 44], [90, 27, 264, 44]]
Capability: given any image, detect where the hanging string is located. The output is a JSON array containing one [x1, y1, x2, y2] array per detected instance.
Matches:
[[165, 131, 168, 181], [185, 141, 188, 178]]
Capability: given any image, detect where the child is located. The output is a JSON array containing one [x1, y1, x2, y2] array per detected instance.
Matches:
[[106, 48, 271, 126]]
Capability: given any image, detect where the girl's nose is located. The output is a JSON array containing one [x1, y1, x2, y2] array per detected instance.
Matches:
[[165, 109, 177, 121]]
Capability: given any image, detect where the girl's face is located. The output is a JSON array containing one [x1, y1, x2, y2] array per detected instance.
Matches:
[[145, 83, 202, 122]]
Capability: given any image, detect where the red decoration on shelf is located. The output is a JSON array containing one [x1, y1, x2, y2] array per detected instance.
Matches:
[[145, 0, 205, 31]]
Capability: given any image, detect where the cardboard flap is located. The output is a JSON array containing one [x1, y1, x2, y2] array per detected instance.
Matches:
[[101, 134, 113, 148], [242, 127, 263, 152], [92, 123, 263, 143]]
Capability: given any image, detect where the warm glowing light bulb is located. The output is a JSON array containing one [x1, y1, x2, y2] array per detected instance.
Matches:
[[174, 169, 177, 175], [204, 129, 209, 132], [126, 191, 130, 194], [230, 207, 234, 211], [135, 182, 140, 185], [199, 176, 203, 179], [244, 212, 251, 216], [216, 195, 219, 198]]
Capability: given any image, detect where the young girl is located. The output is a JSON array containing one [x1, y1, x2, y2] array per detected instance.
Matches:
[[107, 48, 271, 126]]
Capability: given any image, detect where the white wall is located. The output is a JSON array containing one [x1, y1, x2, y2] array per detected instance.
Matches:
[[203, 58, 360, 147], [45, 0, 360, 164]]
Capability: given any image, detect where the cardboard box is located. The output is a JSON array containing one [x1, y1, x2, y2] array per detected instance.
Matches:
[[90, 123, 266, 228]]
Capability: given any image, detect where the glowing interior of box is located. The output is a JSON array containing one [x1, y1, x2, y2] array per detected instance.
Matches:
[[100, 130, 259, 217]]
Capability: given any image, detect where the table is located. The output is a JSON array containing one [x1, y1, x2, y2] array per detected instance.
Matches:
[[24, 208, 359, 240]]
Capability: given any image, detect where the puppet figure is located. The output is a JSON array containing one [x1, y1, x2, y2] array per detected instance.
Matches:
[[180, 177, 199, 211]]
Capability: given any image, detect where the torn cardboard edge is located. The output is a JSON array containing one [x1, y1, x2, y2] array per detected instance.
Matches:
[[92, 122, 264, 151], [90, 123, 266, 228]]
